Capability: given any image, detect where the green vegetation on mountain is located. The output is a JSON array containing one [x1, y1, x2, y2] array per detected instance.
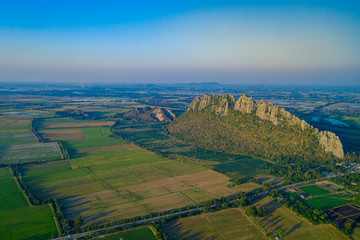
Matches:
[[168, 94, 344, 164]]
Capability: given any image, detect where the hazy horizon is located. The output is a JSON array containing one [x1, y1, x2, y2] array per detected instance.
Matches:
[[1, 1, 359, 85]]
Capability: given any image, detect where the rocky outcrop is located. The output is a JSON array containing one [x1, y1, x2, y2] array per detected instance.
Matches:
[[152, 108, 175, 122], [318, 131, 344, 158], [121, 107, 175, 122], [234, 93, 256, 113], [187, 93, 344, 158]]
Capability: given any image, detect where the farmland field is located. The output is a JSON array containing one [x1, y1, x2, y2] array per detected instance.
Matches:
[[0, 142, 61, 164], [40, 118, 115, 129], [161, 208, 267, 240], [0, 114, 62, 164], [305, 195, 350, 211], [19, 143, 253, 226], [39, 125, 127, 154], [113, 122, 276, 178], [98, 226, 156, 240], [298, 184, 351, 210], [299, 185, 331, 196], [253, 197, 348, 240], [0, 133, 37, 145], [0, 115, 32, 134], [0, 168, 57, 240], [328, 204, 360, 232]]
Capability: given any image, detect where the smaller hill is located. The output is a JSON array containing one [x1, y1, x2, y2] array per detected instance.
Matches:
[[120, 107, 175, 122]]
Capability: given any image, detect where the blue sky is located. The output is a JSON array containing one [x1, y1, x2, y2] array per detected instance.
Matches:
[[0, 1, 359, 85]]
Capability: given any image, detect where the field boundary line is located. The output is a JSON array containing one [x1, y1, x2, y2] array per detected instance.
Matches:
[[178, 191, 196, 204], [152, 163, 175, 177], [126, 167, 146, 182], [86, 167, 112, 189], [203, 213, 229, 240], [172, 175, 218, 198], [237, 208, 270, 239], [328, 209, 359, 225]]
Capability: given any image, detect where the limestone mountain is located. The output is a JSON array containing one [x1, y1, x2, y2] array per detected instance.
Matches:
[[120, 107, 175, 122], [168, 94, 344, 162]]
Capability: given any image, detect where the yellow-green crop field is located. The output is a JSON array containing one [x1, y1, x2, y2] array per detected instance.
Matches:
[[161, 208, 267, 240]]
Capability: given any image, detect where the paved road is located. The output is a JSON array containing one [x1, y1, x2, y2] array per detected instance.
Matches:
[[53, 171, 351, 240]]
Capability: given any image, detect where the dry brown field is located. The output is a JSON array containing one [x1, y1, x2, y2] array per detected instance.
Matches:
[[40, 128, 85, 140], [76, 144, 135, 153]]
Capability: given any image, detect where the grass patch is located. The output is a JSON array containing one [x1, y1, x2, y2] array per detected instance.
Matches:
[[299, 185, 331, 196], [305, 196, 350, 211], [61, 127, 126, 153], [0, 168, 57, 240]]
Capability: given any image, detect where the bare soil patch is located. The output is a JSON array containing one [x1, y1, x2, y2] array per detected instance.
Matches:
[[40, 128, 85, 140]]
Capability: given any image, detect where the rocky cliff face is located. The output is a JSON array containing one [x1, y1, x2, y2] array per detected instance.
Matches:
[[318, 131, 344, 159], [152, 108, 176, 122], [187, 93, 344, 158]]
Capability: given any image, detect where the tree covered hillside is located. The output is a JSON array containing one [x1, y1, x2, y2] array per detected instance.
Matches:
[[168, 94, 343, 164]]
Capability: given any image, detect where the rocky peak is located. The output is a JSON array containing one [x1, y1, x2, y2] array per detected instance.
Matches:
[[189, 96, 201, 111], [215, 94, 236, 116], [234, 93, 257, 113], [198, 94, 218, 110]]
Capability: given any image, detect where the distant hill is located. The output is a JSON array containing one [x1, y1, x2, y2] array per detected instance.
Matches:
[[167, 94, 344, 163], [119, 107, 175, 122]]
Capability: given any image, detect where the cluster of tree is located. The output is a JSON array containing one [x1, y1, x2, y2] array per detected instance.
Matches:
[[344, 152, 360, 163], [167, 109, 339, 164], [152, 224, 169, 240], [55, 109, 100, 120], [50, 199, 67, 235], [335, 221, 356, 235], [66, 216, 83, 234], [331, 173, 360, 192], [247, 206, 265, 217], [230, 176, 253, 185], [31, 118, 46, 142], [271, 191, 329, 225], [57, 140, 69, 160], [270, 165, 324, 184], [10, 165, 40, 206]]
